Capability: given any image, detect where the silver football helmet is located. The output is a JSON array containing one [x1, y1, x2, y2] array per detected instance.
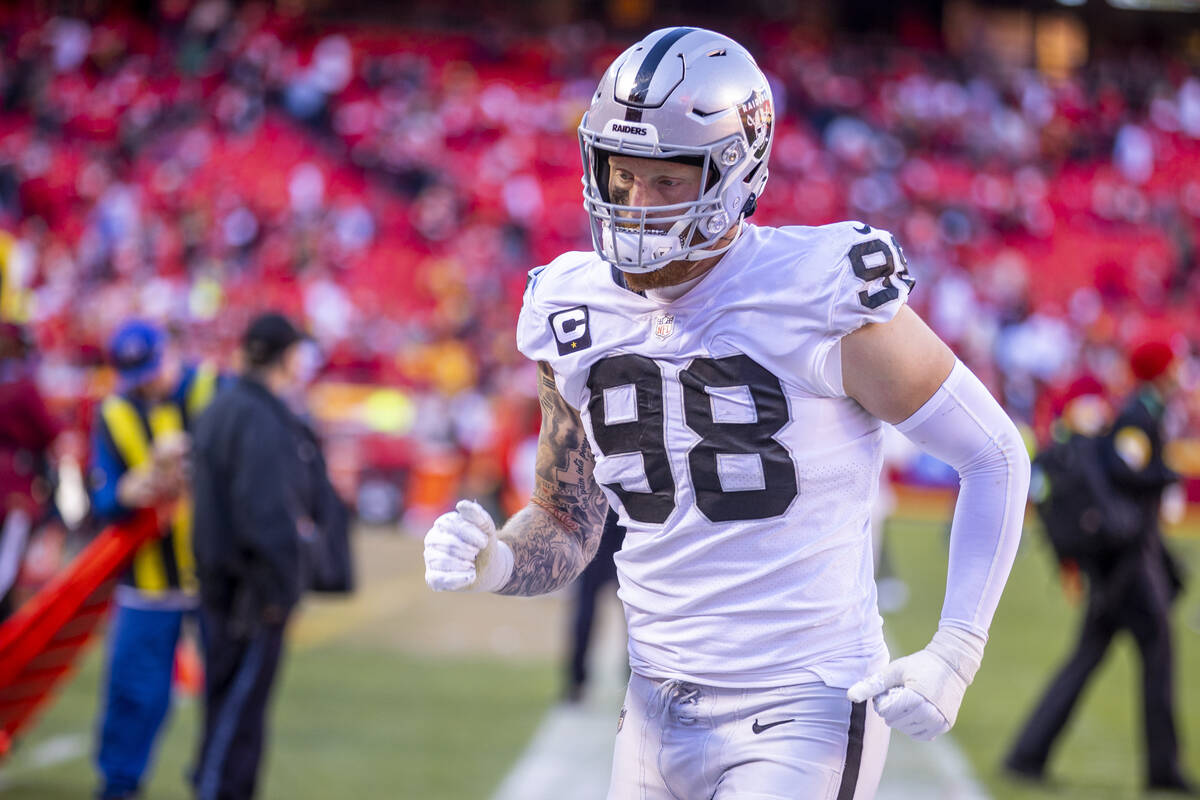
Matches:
[[579, 27, 774, 273]]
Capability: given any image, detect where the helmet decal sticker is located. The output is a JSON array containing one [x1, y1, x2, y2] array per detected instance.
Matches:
[[738, 87, 773, 161]]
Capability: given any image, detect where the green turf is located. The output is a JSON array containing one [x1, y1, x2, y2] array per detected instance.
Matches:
[[881, 514, 1200, 800], [0, 644, 557, 799], [5, 513, 1198, 800]]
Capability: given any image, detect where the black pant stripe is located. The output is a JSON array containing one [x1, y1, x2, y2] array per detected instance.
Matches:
[[836, 700, 867, 800]]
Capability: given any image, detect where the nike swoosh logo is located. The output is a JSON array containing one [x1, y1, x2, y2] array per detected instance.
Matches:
[[751, 718, 795, 734], [853, 223, 872, 234]]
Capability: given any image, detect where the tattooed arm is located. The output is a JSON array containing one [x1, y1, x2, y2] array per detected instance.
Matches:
[[495, 362, 609, 596], [422, 362, 608, 597]]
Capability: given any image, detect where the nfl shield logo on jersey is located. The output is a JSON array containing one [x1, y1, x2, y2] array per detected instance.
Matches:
[[653, 313, 675, 341]]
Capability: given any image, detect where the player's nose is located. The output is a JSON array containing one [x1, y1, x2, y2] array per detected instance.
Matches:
[[625, 179, 652, 208]]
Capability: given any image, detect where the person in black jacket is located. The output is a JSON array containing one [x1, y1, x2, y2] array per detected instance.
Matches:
[[190, 312, 339, 800], [1005, 340, 1193, 794], [564, 508, 626, 703]]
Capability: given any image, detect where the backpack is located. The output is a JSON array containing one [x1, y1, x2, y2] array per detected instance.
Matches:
[[1031, 433, 1143, 562], [296, 422, 355, 595]]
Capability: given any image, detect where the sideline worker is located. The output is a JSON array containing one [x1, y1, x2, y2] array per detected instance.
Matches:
[[89, 319, 222, 800], [1005, 340, 1192, 793]]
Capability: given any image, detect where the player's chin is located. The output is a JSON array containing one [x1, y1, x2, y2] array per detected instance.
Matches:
[[622, 260, 691, 291]]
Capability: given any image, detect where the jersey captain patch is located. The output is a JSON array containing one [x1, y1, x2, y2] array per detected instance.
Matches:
[[550, 305, 592, 355]]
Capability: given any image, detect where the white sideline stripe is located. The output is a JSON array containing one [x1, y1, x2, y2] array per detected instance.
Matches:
[[877, 730, 990, 800], [0, 733, 89, 789], [491, 592, 626, 800], [490, 699, 616, 800]]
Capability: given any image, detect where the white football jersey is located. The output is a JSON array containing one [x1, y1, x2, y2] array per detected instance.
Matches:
[[516, 222, 916, 689]]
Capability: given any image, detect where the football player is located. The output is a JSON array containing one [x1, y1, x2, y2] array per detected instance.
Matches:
[[424, 27, 1030, 799]]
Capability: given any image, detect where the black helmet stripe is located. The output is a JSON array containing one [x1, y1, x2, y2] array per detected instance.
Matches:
[[623, 27, 697, 122]]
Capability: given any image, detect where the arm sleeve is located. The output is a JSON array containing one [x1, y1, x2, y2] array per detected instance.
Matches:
[[229, 416, 301, 610], [894, 360, 1031, 638]]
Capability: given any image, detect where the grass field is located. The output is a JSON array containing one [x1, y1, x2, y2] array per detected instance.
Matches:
[[883, 501, 1200, 800], [1, 501, 1198, 799]]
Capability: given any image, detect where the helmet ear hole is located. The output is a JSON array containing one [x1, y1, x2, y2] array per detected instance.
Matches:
[[743, 161, 763, 186]]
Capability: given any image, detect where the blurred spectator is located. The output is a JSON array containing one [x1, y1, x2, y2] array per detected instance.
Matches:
[[89, 318, 223, 800], [0, 322, 61, 620], [0, 7, 1193, 512], [1005, 340, 1192, 793], [191, 312, 345, 800]]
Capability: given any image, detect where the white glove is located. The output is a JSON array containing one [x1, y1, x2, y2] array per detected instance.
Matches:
[[423, 500, 514, 593], [847, 627, 985, 741]]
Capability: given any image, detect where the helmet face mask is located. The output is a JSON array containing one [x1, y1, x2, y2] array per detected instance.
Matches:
[[578, 27, 774, 274]]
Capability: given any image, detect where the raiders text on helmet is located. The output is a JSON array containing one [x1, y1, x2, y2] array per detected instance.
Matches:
[[578, 27, 775, 272]]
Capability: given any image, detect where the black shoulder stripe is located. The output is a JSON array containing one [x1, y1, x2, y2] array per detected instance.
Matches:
[[627, 28, 696, 106]]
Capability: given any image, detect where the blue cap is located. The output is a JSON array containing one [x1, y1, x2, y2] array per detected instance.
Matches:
[[108, 320, 165, 390]]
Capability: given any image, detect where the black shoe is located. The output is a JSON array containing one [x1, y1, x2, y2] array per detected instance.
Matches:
[[1148, 776, 1197, 795], [1003, 756, 1046, 784]]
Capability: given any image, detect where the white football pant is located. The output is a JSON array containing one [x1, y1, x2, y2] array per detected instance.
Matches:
[[607, 672, 890, 800]]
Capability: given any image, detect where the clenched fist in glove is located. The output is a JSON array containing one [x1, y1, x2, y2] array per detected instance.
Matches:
[[847, 626, 986, 741], [424, 500, 514, 593]]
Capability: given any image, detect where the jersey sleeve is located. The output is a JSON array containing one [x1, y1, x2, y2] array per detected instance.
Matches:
[[812, 224, 916, 396], [827, 225, 915, 337], [515, 264, 558, 364]]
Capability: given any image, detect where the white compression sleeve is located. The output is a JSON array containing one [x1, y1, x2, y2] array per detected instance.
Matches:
[[894, 360, 1031, 639]]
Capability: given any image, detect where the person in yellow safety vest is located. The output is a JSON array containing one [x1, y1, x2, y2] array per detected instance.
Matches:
[[88, 319, 225, 800]]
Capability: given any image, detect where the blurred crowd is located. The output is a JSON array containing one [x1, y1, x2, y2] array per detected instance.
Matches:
[[0, 2, 1198, 511]]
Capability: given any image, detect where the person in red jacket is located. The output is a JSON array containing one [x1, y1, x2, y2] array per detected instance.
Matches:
[[0, 322, 62, 620]]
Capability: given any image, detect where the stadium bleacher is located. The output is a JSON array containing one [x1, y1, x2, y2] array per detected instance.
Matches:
[[0, 3, 1196, 505]]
